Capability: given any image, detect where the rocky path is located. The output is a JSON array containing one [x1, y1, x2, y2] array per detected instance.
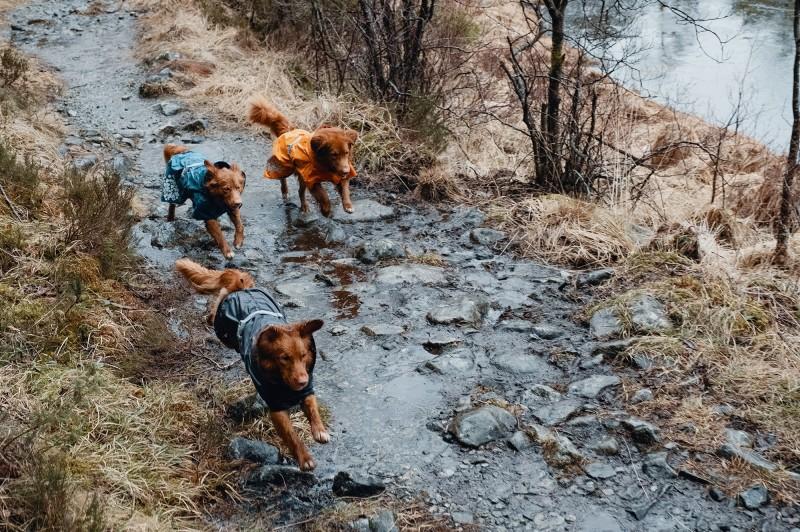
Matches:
[[7, 1, 796, 530]]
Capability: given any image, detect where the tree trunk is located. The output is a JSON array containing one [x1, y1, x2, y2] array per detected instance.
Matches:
[[775, 0, 800, 265], [542, 0, 566, 189]]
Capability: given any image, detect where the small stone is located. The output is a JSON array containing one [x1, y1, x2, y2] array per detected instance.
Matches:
[[492, 352, 550, 374], [332, 199, 394, 222], [448, 405, 517, 447], [159, 101, 184, 116], [421, 349, 474, 375], [369, 510, 398, 532], [589, 436, 619, 456], [111, 153, 130, 178], [72, 154, 98, 171], [332, 471, 386, 497], [568, 375, 621, 399], [576, 268, 615, 287], [717, 443, 777, 472], [182, 118, 209, 132], [246, 465, 315, 487], [330, 325, 347, 336], [498, 319, 534, 332], [427, 296, 489, 326], [709, 487, 727, 502], [621, 417, 660, 445], [531, 399, 584, 426], [508, 430, 533, 451], [157, 123, 177, 136], [469, 227, 506, 246], [362, 324, 404, 336], [629, 294, 671, 333], [631, 388, 653, 404], [525, 384, 562, 402], [738, 485, 769, 510], [724, 428, 754, 448], [355, 239, 405, 264], [376, 264, 446, 286], [589, 307, 622, 339], [712, 404, 735, 416], [227, 394, 269, 421], [579, 354, 604, 369], [531, 323, 564, 339], [584, 462, 617, 480], [642, 452, 677, 478], [226, 437, 280, 464]]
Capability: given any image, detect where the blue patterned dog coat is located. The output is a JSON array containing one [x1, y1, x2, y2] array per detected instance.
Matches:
[[162, 151, 229, 221]]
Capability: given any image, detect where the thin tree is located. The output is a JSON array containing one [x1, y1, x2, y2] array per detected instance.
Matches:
[[774, 0, 800, 265]]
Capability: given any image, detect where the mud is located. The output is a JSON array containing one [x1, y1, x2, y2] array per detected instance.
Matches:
[[8, 1, 797, 530]]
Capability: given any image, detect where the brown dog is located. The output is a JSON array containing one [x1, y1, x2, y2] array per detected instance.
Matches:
[[162, 144, 246, 259], [175, 258, 255, 323], [248, 96, 358, 217], [175, 259, 329, 471]]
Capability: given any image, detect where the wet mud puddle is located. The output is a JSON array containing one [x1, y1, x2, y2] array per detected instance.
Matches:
[[7, 1, 784, 530]]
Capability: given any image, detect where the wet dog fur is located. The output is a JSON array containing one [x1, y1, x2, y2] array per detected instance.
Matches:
[[163, 144, 246, 259], [174, 259, 329, 471], [247, 97, 358, 217]]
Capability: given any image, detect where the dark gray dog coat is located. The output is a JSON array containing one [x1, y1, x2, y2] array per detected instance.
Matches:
[[213, 288, 315, 411]]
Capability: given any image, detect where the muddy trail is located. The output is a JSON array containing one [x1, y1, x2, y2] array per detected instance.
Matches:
[[7, 1, 796, 530]]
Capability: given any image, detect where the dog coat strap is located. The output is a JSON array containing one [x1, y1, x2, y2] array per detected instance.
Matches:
[[236, 309, 285, 346]]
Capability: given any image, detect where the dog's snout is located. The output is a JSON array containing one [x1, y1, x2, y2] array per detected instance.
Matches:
[[233, 202, 243, 209]]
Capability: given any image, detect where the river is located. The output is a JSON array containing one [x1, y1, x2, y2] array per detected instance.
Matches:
[[575, 0, 793, 152]]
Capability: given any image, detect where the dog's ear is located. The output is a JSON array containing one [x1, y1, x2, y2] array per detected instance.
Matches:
[[203, 160, 218, 178], [258, 325, 282, 344], [310, 134, 327, 157], [299, 319, 324, 337], [345, 129, 358, 144]]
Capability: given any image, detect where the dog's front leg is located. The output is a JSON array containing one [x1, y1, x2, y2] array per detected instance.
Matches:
[[167, 204, 176, 221], [310, 183, 332, 217], [280, 178, 289, 201], [205, 219, 233, 259], [228, 209, 244, 249], [301, 395, 330, 443], [270, 410, 315, 471], [336, 180, 353, 214], [298, 177, 309, 213]]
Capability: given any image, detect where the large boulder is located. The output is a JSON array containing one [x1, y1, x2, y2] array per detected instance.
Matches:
[[427, 296, 489, 326], [449, 405, 517, 447]]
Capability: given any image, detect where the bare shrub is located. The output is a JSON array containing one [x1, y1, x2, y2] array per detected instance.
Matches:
[[62, 168, 136, 277], [0, 46, 28, 88], [0, 140, 42, 217]]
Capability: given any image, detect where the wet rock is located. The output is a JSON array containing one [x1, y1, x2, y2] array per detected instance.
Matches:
[[738, 485, 769, 510], [422, 335, 461, 350], [579, 354, 603, 369], [182, 118, 209, 132], [452, 207, 485, 228], [709, 487, 727, 502], [111, 153, 130, 177], [355, 239, 405, 264], [246, 465, 315, 487], [508, 430, 533, 451], [628, 484, 671, 521], [631, 388, 653, 404], [226, 437, 280, 464], [576, 268, 615, 287], [591, 338, 638, 357], [531, 399, 584, 426], [533, 512, 565, 528], [376, 264, 445, 286], [333, 471, 386, 497], [528, 423, 584, 465], [621, 417, 660, 445], [323, 220, 347, 244], [577, 509, 622, 532], [629, 294, 671, 333], [368, 510, 397, 532], [427, 296, 488, 326], [589, 307, 622, 339], [182, 135, 205, 144], [330, 325, 347, 336], [492, 352, 550, 374], [717, 443, 777, 472], [159, 101, 185, 116], [525, 384, 562, 402], [227, 394, 269, 421], [448, 405, 516, 447], [497, 319, 534, 332], [584, 462, 617, 480], [469, 227, 506, 246], [362, 324, 404, 336], [451, 511, 474, 525], [332, 199, 394, 223], [589, 436, 619, 456], [531, 323, 564, 340], [724, 428, 754, 448], [642, 452, 677, 478], [567, 375, 621, 399], [421, 349, 474, 375], [72, 154, 98, 171]]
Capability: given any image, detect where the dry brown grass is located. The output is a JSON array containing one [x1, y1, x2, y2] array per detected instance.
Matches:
[[302, 496, 455, 532]]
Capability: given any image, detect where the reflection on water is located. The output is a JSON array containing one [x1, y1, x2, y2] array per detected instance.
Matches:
[[572, 0, 793, 150]]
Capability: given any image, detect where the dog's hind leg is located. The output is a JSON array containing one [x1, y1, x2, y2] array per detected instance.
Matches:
[[270, 410, 315, 471], [302, 395, 330, 443], [167, 204, 176, 221], [205, 219, 233, 259], [228, 208, 244, 249], [336, 180, 353, 214], [310, 183, 332, 217]]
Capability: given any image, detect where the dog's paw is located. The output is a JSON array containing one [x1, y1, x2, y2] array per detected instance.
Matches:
[[343, 206, 354, 214], [224, 250, 235, 260], [234, 238, 244, 249], [312, 429, 330, 444], [298, 457, 316, 471]]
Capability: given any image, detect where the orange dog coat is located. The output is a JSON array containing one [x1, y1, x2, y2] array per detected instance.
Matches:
[[264, 129, 356, 187]]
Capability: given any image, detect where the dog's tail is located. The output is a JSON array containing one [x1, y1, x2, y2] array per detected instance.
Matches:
[[248, 96, 291, 137], [175, 258, 228, 294], [164, 143, 189, 163]]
